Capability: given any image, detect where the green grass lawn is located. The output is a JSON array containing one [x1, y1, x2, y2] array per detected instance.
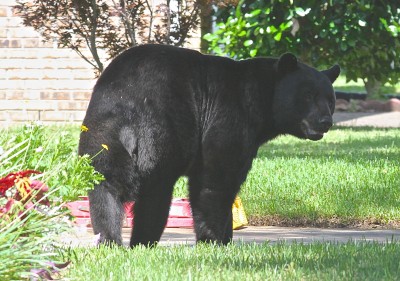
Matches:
[[62, 241, 400, 280], [241, 127, 400, 227], [173, 127, 400, 228]]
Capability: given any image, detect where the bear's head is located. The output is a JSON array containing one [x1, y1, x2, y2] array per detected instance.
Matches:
[[272, 53, 340, 141]]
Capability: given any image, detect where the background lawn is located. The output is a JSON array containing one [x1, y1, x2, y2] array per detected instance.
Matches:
[[242, 127, 400, 227], [174, 127, 400, 228]]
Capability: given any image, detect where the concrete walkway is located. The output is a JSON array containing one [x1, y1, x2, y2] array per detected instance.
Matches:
[[333, 111, 400, 128], [62, 226, 400, 247]]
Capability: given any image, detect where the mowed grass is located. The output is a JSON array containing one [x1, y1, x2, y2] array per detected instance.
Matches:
[[62, 241, 400, 281], [175, 127, 400, 227], [240, 127, 400, 227]]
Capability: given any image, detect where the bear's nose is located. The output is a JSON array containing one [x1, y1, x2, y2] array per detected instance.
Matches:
[[319, 116, 333, 130]]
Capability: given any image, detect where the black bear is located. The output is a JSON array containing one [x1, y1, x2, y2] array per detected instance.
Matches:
[[79, 44, 340, 247]]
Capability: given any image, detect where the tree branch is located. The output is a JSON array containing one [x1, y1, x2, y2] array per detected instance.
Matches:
[[89, 0, 104, 72], [144, 0, 154, 43], [114, 0, 136, 46]]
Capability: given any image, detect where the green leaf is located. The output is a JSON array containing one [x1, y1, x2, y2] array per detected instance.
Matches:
[[263, 7, 271, 15], [245, 9, 261, 18], [216, 22, 226, 29], [295, 7, 311, 17], [249, 49, 257, 57], [274, 32, 282, 41], [243, 39, 253, 47], [340, 41, 347, 51], [203, 33, 216, 42], [251, 9, 262, 16]]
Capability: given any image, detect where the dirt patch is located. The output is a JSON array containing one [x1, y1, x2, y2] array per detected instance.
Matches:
[[249, 215, 400, 230]]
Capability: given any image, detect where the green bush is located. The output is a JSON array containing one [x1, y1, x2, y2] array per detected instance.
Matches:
[[205, 0, 400, 96]]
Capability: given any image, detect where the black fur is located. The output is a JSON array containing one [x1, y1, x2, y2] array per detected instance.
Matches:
[[78, 44, 340, 247]]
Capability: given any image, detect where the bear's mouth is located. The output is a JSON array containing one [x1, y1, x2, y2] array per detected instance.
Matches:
[[304, 128, 325, 140], [300, 120, 327, 141]]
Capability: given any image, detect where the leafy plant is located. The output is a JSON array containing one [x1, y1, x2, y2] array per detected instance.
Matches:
[[0, 124, 104, 202], [0, 170, 48, 223], [205, 0, 400, 96]]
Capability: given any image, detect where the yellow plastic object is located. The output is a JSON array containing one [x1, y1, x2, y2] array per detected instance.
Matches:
[[232, 196, 248, 230]]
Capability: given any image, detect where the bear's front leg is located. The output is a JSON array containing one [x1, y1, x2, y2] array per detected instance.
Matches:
[[189, 175, 238, 244]]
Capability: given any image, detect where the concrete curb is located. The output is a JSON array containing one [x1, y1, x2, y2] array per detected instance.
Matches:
[[333, 112, 400, 128]]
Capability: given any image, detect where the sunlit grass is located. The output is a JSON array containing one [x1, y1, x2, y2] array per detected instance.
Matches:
[[242, 127, 400, 226], [174, 127, 400, 226], [62, 241, 400, 280]]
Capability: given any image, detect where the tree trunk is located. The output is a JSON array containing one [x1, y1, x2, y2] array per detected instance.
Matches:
[[199, 0, 212, 53], [364, 78, 382, 97]]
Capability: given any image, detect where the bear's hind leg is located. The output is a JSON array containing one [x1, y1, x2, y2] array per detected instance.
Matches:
[[89, 183, 124, 245]]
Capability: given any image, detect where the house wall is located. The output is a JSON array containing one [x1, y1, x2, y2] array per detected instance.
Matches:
[[0, 0, 96, 127]]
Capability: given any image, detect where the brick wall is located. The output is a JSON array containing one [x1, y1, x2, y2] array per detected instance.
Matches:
[[0, 0, 96, 127], [0, 0, 201, 127]]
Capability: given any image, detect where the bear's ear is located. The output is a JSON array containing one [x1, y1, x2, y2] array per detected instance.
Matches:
[[275, 53, 298, 75], [322, 65, 341, 83]]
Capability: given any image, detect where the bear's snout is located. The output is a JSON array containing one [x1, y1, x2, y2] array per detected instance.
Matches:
[[300, 115, 333, 141], [318, 116, 333, 131]]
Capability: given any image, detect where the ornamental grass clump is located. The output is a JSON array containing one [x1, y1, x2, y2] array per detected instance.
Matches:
[[0, 170, 69, 280]]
